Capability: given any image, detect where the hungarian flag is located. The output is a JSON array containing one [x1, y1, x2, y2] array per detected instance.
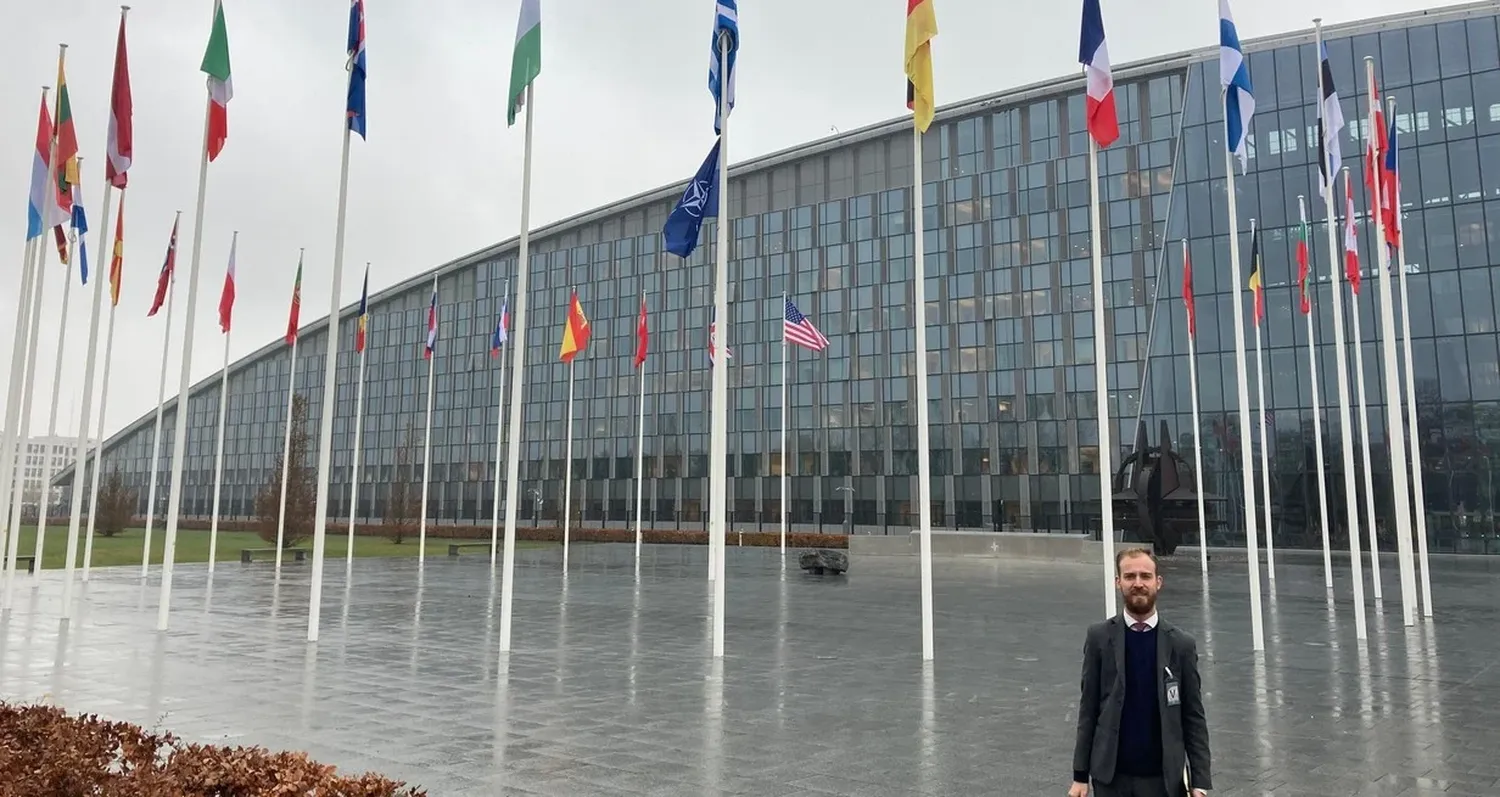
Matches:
[[202, 1, 233, 161], [286, 255, 303, 345], [355, 265, 369, 353], [490, 297, 509, 358], [1343, 171, 1361, 295], [1078, 0, 1119, 148], [1296, 213, 1312, 315], [147, 216, 178, 317], [559, 290, 591, 363], [108, 194, 124, 307], [904, 0, 937, 134], [424, 285, 438, 360], [634, 296, 649, 368], [1181, 241, 1196, 339], [507, 0, 541, 127], [106, 9, 133, 188], [219, 235, 237, 333], [53, 52, 80, 194], [1247, 228, 1264, 325]]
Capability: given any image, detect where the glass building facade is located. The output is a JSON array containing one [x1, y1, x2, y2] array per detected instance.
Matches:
[[73, 5, 1500, 554]]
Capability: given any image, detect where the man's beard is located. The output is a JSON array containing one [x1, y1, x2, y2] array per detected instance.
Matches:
[[1124, 588, 1157, 615]]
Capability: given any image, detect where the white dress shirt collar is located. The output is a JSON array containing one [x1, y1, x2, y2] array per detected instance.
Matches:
[[1124, 611, 1158, 630]]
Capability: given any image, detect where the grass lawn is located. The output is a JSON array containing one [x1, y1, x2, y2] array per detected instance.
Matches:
[[1, 526, 550, 571]]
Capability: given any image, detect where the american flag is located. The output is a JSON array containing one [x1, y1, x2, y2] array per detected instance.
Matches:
[[783, 297, 829, 351]]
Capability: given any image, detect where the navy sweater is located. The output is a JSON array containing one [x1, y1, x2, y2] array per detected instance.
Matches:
[[1115, 626, 1163, 777]]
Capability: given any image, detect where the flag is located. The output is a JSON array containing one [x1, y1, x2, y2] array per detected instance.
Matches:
[[634, 296, 649, 368], [1317, 43, 1344, 196], [1247, 228, 1264, 325], [1296, 212, 1312, 315], [53, 53, 80, 194], [707, 318, 733, 365], [709, 0, 739, 134], [1382, 111, 1400, 251], [347, 0, 367, 139], [1343, 171, 1361, 294], [559, 290, 591, 363], [1219, 0, 1255, 169], [1182, 244, 1196, 339], [784, 298, 830, 351], [664, 139, 721, 258], [109, 194, 124, 307], [54, 225, 69, 266], [202, 0, 234, 161], [147, 216, 178, 317], [1078, 0, 1119, 148], [219, 237, 236, 333], [106, 11, 133, 188], [905, 0, 938, 134], [1364, 79, 1387, 207], [355, 266, 369, 353], [70, 186, 89, 285], [286, 255, 303, 345], [26, 95, 54, 241], [490, 297, 509, 359], [507, 0, 541, 127], [424, 285, 438, 359]]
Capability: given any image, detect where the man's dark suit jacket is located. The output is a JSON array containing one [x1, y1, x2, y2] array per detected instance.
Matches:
[[1071, 615, 1212, 794]]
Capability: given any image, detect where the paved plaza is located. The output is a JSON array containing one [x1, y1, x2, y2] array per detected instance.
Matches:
[[0, 542, 1497, 796]]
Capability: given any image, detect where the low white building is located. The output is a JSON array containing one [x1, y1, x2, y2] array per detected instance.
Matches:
[[7, 435, 96, 519]]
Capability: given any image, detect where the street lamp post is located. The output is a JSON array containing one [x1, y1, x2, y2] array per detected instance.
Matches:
[[836, 483, 854, 537]]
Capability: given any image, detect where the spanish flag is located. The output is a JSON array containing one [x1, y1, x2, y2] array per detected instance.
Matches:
[[1247, 228, 1265, 325], [904, 0, 937, 134], [559, 290, 591, 363]]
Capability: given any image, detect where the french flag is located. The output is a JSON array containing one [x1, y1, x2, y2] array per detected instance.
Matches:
[[1078, 0, 1119, 148]]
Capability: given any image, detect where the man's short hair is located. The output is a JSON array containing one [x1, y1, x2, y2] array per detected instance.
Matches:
[[1115, 547, 1158, 571]]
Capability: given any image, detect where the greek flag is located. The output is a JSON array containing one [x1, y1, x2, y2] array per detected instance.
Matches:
[[708, 0, 738, 134]]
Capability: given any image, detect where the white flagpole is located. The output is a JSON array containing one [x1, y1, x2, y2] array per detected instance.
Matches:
[[1223, 127, 1266, 652], [1299, 196, 1334, 590], [563, 350, 576, 570], [1389, 97, 1432, 616], [1, 234, 40, 589], [1087, 134, 1117, 620], [4, 231, 49, 611], [1183, 240, 1207, 576], [634, 287, 647, 567], [490, 278, 510, 568], [499, 82, 537, 654], [156, 87, 219, 631], [207, 232, 235, 576], [307, 103, 357, 643], [84, 269, 119, 583], [418, 275, 438, 566], [1366, 65, 1418, 627], [1249, 219, 1276, 584], [347, 267, 370, 570], [780, 292, 789, 559], [60, 157, 109, 619], [140, 212, 180, 578], [1349, 263, 1381, 602], [913, 124, 936, 662], [275, 284, 301, 571], [709, 32, 732, 659]]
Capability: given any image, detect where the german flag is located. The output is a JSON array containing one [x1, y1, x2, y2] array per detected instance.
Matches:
[[904, 0, 937, 133]]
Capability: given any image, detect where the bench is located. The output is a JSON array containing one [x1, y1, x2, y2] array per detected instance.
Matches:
[[240, 547, 308, 564], [448, 542, 493, 557]]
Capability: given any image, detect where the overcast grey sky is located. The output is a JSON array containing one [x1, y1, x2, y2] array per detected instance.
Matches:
[[0, 0, 1470, 440]]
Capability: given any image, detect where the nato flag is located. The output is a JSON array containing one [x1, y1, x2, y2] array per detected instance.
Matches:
[[663, 139, 721, 258]]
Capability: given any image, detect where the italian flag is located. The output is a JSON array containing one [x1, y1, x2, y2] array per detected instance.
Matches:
[[507, 0, 541, 127], [201, 1, 233, 161]]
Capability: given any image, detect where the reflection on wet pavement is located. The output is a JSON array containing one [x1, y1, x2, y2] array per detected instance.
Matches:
[[1, 544, 1495, 796]]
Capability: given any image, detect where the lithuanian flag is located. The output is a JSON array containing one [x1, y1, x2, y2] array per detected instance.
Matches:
[[559, 290, 591, 363], [904, 0, 937, 134]]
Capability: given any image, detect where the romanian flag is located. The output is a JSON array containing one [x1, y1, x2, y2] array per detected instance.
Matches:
[[559, 290, 591, 363], [109, 194, 125, 307], [355, 265, 369, 353], [904, 0, 937, 134], [1247, 227, 1265, 325]]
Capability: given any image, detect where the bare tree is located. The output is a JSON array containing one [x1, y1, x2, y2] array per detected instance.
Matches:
[[254, 394, 316, 548], [385, 423, 420, 544], [93, 468, 136, 537]]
